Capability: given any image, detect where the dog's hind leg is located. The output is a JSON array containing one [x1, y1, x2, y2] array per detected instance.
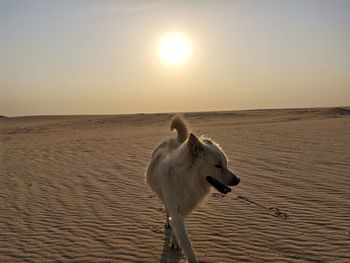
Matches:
[[170, 216, 198, 263]]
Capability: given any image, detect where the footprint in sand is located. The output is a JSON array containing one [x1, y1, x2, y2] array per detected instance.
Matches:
[[211, 193, 226, 199], [268, 207, 290, 219], [157, 207, 166, 214], [237, 195, 290, 220], [151, 225, 163, 234]]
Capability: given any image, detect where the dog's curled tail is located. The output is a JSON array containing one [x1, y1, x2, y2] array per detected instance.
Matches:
[[170, 114, 189, 143]]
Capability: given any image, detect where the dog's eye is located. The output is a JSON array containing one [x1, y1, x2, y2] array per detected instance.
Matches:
[[214, 164, 223, 169]]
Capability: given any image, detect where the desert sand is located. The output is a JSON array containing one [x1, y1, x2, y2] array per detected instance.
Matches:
[[1, 108, 349, 262]]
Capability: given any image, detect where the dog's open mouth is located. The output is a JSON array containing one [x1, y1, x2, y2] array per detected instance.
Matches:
[[206, 176, 231, 194]]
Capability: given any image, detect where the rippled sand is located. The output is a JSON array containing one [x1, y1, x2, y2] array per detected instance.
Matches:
[[1, 108, 349, 262]]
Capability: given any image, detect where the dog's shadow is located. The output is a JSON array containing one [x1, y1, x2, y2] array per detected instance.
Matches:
[[160, 227, 182, 263]]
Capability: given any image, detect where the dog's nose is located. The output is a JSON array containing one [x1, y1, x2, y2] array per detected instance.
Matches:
[[233, 176, 240, 186], [228, 175, 240, 186], [227, 169, 240, 186]]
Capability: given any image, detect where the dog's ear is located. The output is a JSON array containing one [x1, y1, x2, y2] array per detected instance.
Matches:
[[187, 133, 203, 157]]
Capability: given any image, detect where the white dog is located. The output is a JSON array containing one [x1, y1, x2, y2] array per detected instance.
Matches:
[[145, 115, 240, 263]]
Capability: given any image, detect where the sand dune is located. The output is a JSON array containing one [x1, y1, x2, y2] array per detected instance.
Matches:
[[1, 108, 349, 262]]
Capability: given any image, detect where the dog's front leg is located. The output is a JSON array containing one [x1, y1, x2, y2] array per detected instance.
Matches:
[[170, 216, 198, 263], [169, 231, 179, 250], [164, 207, 171, 229]]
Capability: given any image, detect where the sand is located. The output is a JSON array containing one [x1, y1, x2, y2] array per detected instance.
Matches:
[[1, 108, 349, 262]]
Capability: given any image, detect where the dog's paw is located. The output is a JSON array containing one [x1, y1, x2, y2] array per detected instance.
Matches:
[[169, 237, 179, 250]]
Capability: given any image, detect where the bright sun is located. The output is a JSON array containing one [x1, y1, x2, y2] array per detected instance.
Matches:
[[157, 32, 193, 67]]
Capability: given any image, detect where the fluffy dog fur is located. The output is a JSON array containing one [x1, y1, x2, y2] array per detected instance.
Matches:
[[145, 114, 240, 263]]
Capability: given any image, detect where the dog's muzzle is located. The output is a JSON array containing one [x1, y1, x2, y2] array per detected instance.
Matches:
[[206, 173, 240, 194], [206, 176, 232, 194]]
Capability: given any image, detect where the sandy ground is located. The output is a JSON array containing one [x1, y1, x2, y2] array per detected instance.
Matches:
[[1, 108, 350, 262]]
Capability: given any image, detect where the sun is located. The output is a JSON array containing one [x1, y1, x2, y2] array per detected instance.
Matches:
[[157, 32, 193, 67]]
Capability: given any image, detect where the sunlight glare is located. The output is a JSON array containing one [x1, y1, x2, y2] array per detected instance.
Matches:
[[157, 32, 193, 67]]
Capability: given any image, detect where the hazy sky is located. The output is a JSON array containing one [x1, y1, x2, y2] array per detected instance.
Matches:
[[1, 0, 349, 116]]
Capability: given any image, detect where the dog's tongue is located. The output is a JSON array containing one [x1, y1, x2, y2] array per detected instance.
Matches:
[[206, 176, 231, 194]]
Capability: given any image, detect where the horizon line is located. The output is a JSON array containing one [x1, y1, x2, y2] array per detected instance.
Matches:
[[1, 105, 349, 118]]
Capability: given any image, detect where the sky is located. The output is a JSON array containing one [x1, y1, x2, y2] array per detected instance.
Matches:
[[1, 0, 349, 116]]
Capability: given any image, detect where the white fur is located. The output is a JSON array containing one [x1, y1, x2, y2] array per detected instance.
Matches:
[[145, 114, 239, 263]]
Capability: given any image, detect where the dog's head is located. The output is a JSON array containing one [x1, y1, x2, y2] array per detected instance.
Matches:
[[187, 133, 240, 194]]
